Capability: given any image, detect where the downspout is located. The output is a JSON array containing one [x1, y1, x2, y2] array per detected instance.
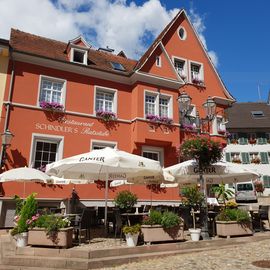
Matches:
[[0, 47, 15, 171]]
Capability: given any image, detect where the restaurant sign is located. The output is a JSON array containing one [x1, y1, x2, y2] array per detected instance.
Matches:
[[35, 119, 109, 137]]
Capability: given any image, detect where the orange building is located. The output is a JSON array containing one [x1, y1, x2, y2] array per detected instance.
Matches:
[[0, 10, 234, 226]]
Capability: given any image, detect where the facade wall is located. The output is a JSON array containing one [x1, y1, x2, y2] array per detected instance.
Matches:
[[0, 11, 231, 226]]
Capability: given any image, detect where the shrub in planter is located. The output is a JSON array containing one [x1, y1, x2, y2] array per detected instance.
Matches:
[[216, 208, 251, 223], [11, 193, 38, 236], [113, 190, 138, 212], [122, 224, 141, 235], [141, 210, 184, 243]]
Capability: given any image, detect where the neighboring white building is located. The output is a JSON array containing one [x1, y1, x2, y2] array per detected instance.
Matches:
[[224, 95, 270, 195]]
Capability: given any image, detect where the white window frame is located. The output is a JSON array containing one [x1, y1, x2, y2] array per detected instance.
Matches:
[[144, 90, 173, 119], [212, 115, 225, 135], [177, 26, 187, 40], [37, 75, 66, 107], [156, 56, 161, 67], [70, 47, 88, 65], [172, 56, 188, 80], [90, 139, 117, 150], [94, 86, 118, 115], [142, 146, 164, 166], [29, 133, 64, 168], [189, 60, 204, 84]]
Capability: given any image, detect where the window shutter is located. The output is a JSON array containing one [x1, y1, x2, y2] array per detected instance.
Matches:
[[239, 137, 248, 145], [225, 153, 231, 162], [241, 152, 250, 164], [260, 152, 269, 164], [263, 175, 270, 188]]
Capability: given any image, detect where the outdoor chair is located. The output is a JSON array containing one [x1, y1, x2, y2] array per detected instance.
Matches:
[[258, 205, 270, 231], [73, 208, 92, 244]]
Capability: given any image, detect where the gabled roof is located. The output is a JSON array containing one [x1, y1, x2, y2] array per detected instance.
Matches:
[[135, 9, 235, 101], [10, 29, 137, 75], [68, 35, 91, 48], [226, 102, 270, 129]]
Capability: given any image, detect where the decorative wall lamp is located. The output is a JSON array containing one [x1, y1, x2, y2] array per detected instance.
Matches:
[[0, 129, 14, 168], [178, 91, 191, 116]]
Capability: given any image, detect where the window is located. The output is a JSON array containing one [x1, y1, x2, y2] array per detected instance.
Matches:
[[156, 56, 161, 67], [251, 111, 264, 118], [33, 140, 58, 169], [142, 146, 164, 166], [91, 140, 117, 150], [110, 62, 125, 71], [190, 62, 204, 84], [215, 117, 226, 135], [39, 77, 65, 105], [144, 92, 172, 118], [174, 59, 186, 79], [178, 26, 187, 40], [95, 88, 116, 113], [71, 48, 88, 65]]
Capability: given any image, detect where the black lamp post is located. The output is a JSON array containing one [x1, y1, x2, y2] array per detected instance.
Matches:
[[0, 129, 14, 168], [179, 94, 216, 239]]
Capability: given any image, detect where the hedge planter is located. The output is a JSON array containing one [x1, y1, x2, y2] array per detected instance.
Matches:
[[216, 221, 253, 238], [141, 225, 184, 244], [28, 227, 73, 248]]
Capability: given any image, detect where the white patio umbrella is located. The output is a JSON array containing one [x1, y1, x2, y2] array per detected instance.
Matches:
[[164, 160, 260, 187], [0, 167, 51, 197], [46, 147, 165, 229]]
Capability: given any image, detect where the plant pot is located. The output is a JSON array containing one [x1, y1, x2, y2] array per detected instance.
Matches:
[[15, 232, 28, 247], [125, 233, 139, 247], [28, 227, 73, 248], [216, 221, 253, 237], [189, 228, 201, 241], [141, 225, 184, 244]]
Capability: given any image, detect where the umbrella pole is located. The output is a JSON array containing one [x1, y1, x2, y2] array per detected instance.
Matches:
[[200, 172, 210, 240], [104, 171, 109, 237]]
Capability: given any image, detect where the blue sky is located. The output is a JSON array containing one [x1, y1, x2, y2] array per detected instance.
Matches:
[[1, 0, 270, 103]]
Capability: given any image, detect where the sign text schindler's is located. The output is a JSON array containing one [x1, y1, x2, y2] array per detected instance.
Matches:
[[35, 120, 109, 137]]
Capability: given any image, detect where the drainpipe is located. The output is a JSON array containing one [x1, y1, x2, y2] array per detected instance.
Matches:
[[0, 48, 15, 170]]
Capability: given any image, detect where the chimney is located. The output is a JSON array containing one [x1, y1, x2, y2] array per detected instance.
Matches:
[[98, 46, 114, 54], [268, 90, 270, 105]]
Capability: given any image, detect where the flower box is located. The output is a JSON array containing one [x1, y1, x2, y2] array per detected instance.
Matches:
[[28, 227, 73, 248], [216, 221, 253, 238], [192, 78, 204, 86], [40, 101, 64, 112], [249, 138, 257, 144], [230, 139, 238, 144], [96, 110, 117, 122], [251, 157, 261, 164], [181, 123, 196, 132], [232, 158, 241, 164], [146, 114, 173, 125], [217, 129, 226, 135], [141, 224, 184, 244]]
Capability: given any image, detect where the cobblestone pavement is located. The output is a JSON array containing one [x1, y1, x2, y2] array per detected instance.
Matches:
[[102, 239, 270, 270]]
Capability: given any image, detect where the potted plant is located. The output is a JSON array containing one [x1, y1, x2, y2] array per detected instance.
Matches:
[[249, 138, 257, 144], [232, 157, 241, 164], [122, 224, 141, 247], [113, 190, 138, 213], [230, 138, 238, 144], [215, 208, 253, 237], [181, 185, 204, 241], [251, 157, 261, 164], [181, 123, 197, 132], [141, 210, 184, 244], [212, 183, 234, 206], [28, 213, 73, 248], [10, 193, 38, 247]]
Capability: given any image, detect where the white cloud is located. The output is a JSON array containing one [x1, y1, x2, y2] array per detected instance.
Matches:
[[0, 0, 178, 59], [0, 0, 217, 64], [188, 8, 219, 67]]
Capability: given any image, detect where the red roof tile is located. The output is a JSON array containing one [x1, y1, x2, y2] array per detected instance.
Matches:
[[10, 29, 137, 75]]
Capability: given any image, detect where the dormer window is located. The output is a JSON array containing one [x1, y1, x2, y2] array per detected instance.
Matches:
[[71, 48, 88, 65]]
